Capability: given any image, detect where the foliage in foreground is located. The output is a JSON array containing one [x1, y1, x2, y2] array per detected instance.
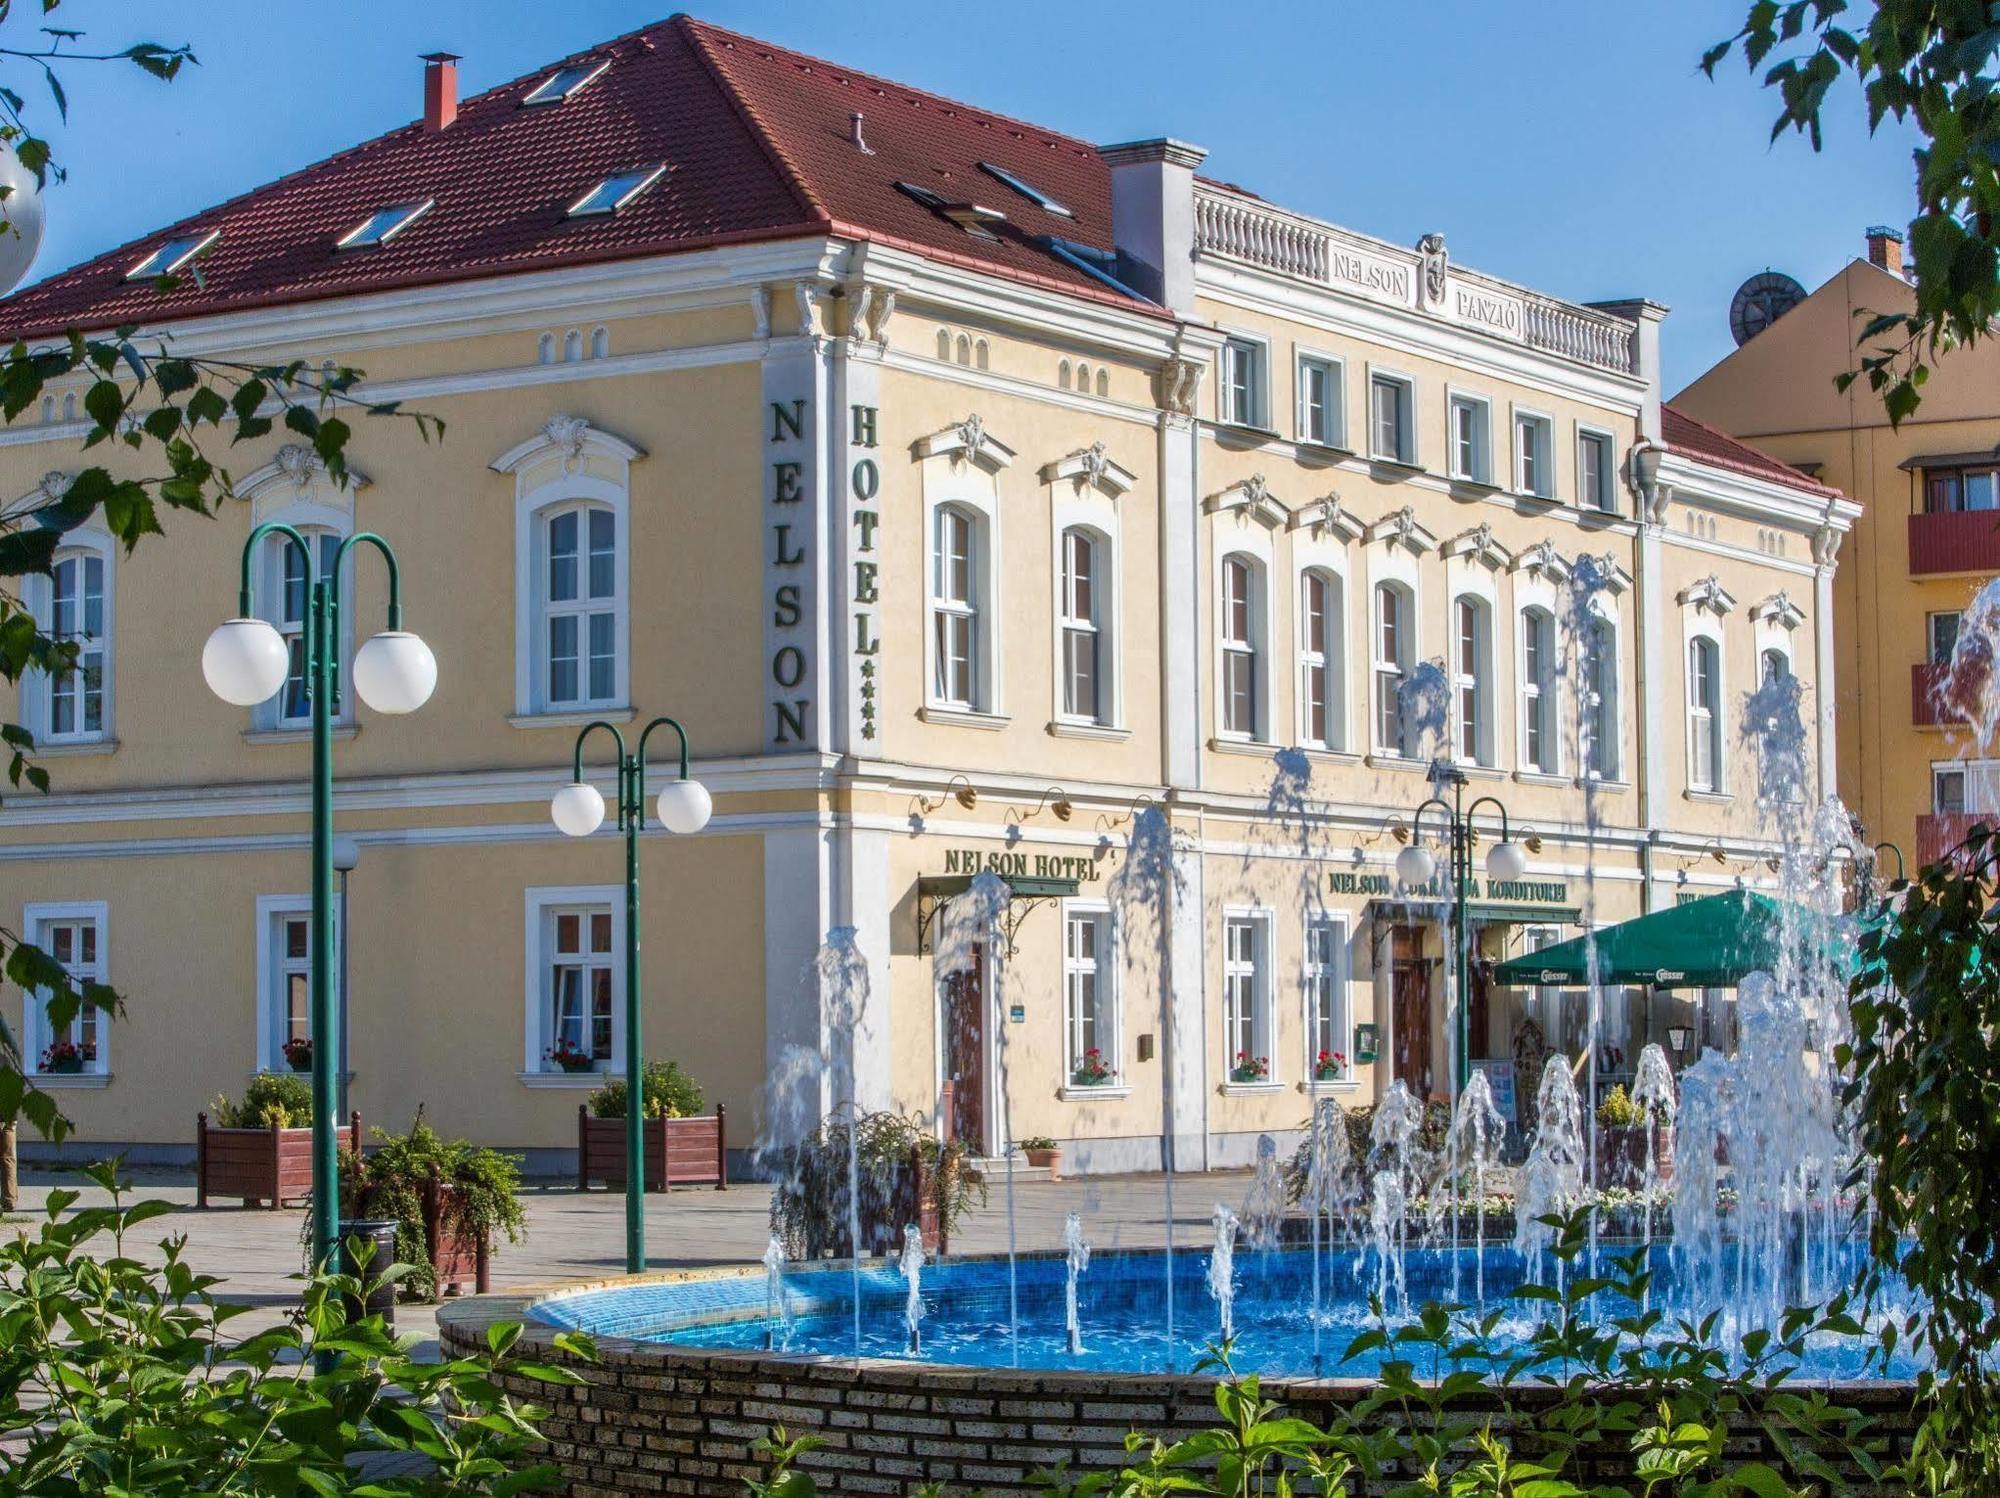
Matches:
[[750, 1210, 1881, 1496], [0, 1162, 589, 1495], [1847, 822, 2000, 1488]]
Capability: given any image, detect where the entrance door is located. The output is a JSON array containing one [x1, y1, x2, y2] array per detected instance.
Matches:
[[1391, 925, 1434, 1100], [941, 944, 987, 1150]]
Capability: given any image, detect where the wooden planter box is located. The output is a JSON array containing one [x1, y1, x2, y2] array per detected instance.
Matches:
[[420, 1168, 492, 1299], [775, 1142, 952, 1259], [196, 1111, 361, 1210], [576, 1104, 728, 1192], [1593, 1123, 1676, 1188]]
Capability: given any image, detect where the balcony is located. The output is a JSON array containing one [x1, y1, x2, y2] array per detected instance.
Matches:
[[1911, 662, 1966, 726], [1908, 508, 2000, 576], [1917, 812, 1988, 871]]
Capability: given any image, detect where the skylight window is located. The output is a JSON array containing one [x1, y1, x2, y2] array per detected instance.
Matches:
[[978, 161, 1072, 218], [126, 229, 218, 281], [522, 57, 610, 106], [893, 181, 1006, 240], [336, 199, 435, 250], [566, 165, 665, 218]]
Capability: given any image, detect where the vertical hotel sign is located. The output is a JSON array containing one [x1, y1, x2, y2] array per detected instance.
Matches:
[[768, 398, 812, 745], [850, 402, 880, 739]]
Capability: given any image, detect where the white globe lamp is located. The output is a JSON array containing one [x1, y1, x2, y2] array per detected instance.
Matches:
[[1395, 843, 1436, 889], [0, 147, 46, 296], [655, 778, 712, 835], [1485, 839, 1529, 884], [201, 618, 289, 705], [551, 781, 607, 838], [352, 630, 437, 714]]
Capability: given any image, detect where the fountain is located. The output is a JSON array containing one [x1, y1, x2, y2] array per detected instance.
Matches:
[[1367, 1080, 1423, 1312], [1514, 1057, 1585, 1288], [1063, 1211, 1090, 1356], [1367, 1170, 1407, 1316], [762, 1234, 791, 1352], [1437, 1067, 1507, 1307], [1207, 1203, 1239, 1343], [1240, 1134, 1287, 1251], [898, 1224, 925, 1355]]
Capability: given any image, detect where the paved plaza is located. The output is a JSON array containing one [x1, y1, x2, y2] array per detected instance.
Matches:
[[12, 1164, 1253, 1355]]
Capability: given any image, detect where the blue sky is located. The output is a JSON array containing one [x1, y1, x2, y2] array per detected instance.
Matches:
[[14, 1, 1919, 390]]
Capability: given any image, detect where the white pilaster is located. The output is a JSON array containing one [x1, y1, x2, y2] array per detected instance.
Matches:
[[762, 824, 834, 1140], [1166, 828, 1209, 1172]]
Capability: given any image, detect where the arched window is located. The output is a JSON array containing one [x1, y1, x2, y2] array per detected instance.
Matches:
[[541, 504, 619, 708], [974, 339, 990, 370], [537, 333, 555, 365], [1299, 568, 1344, 751], [1454, 595, 1492, 765], [1220, 554, 1263, 739], [931, 504, 982, 707], [954, 334, 971, 366], [1059, 527, 1103, 722], [1057, 359, 1072, 390], [563, 329, 583, 363], [262, 527, 346, 728], [1094, 368, 1108, 398], [590, 326, 609, 360], [1520, 607, 1555, 774], [1761, 646, 1790, 684], [1373, 582, 1412, 754], [938, 329, 954, 361], [1581, 616, 1618, 779], [46, 546, 107, 740], [1688, 636, 1722, 791]]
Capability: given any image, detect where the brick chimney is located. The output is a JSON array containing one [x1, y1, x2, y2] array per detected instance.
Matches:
[[1865, 225, 1904, 276], [422, 52, 460, 133], [1098, 138, 1207, 315]]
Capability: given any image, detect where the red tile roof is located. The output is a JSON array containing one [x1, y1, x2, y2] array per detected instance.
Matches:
[[0, 15, 1156, 339], [1662, 404, 1840, 500]]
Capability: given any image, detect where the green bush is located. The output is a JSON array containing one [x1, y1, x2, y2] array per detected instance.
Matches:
[[1595, 1081, 1644, 1128], [209, 1070, 314, 1129], [327, 1111, 526, 1301], [767, 1109, 983, 1259], [0, 1161, 590, 1494], [585, 1059, 703, 1120]]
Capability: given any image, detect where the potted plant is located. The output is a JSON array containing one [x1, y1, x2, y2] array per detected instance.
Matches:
[[766, 1110, 984, 1258], [576, 1060, 726, 1191], [1313, 1049, 1347, 1082], [197, 1073, 361, 1210], [1070, 1048, 1115, 1087], [1594, 1083, 1674, 1186], [39, 1037, 87, 1075], [1019, 1135, 1062, 1179], [281, 1036, 312, 1073], [544, 1038, 595, 1074], [1230, 1051, 1270, 1084]]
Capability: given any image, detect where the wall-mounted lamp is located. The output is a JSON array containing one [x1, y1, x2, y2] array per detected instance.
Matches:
[[1388, 819, 1412, 845], [912, 774, 979, 819], [1030, 787, 1074, 823]]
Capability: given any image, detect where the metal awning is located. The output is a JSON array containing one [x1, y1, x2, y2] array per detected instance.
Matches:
[[1489, 889, 1836, 989], [914, 874, 1081, 956]]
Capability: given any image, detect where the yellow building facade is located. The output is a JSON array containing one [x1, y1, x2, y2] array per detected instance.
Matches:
[[0, 20, 1854, 1172]]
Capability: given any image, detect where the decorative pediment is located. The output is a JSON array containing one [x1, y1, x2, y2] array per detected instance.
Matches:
[[914, 413, 1015, 472], [1441, 522, 1513, 570], [490, 415, 646, 476], [1676, 573, 1736, 615], [1040, 441, 1135, 497], [1365, 505, 1437, 555], [1286, 494, 1363, 544], [240, 443, 372, 498], [1575, 552, 1633, 597], [1751, 591, 1805, 630], [1509, 538, 1571, 583], [1202, 472, 1288, 529]]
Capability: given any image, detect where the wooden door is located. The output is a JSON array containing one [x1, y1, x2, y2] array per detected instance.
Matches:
[[1391, 925, 1434, 1100], [942, 944, 986, 1149]]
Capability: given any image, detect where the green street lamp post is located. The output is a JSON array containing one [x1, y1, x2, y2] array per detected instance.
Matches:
[[551, 717, 711, 1274], [202, 523, 436, 1275], [1396, 760, 1527, 1097]]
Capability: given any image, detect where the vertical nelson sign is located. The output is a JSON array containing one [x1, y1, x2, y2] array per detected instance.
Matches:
[[768, 399, 812, 745]]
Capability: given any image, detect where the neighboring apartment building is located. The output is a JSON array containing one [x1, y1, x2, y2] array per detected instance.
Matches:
[[1675, 229, 1997, 870], [0, 17, 1854, 1171]]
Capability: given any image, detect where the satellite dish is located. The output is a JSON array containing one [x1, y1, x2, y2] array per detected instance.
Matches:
[[1728, 271, 1806, 347]]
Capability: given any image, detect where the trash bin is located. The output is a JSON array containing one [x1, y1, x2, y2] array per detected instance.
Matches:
[[339, 1217, 402, 1329]]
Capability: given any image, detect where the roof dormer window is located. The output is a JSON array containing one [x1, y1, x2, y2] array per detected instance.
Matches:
[[977, 161, 1072, 218], [336, 199, 435, 250], [893, 181, 1005, 239], [566, 164, 665, 218], [523, 58, 609, 106], [126, 229, 218, 281]]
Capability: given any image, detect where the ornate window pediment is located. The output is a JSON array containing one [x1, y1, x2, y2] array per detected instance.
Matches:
[[1677, 573, 1736, 616], [1040, 441, 1134, 497], [1508, 538, 1571, 584], [1286, 494, 1363, 544], [1202, 472, 1288, 529], [1365, 504, 1437, 555], [490, 415, 646, 479], [914, 413, 1015, 472], [1751, 591, 1805, 630], [1442, 522, 1513, 570]]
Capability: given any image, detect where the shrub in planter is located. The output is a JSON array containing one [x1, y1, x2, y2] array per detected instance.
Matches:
[[324, 1111, 526, 1301], [585, 1058, 703, 1119], [767, 1109, 983, 1259], [211, 1070, 314, 1129]]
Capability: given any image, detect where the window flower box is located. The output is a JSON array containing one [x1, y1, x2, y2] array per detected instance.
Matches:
[[196, 1109, 361, 1210], [39, 1038, 90, 1075], [1229, 1052, 1270, 1084], [544, 1040, 597, 1074], [281, 1037, 313, 1074], [575, 1104, 728, 1192], [1069, 1048, 1116, 1088], [1313, 1050, 1348, 1082]]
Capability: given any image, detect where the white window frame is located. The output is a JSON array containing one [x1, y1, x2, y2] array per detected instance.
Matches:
[[1295, 349, 1346, 449], [259, 522, 353, 731], [1519, 605, 1558, 775], [931, 502, 985, 710], [1447, 390, 1492, 484], [521, 885, 626, 1078], [1372, 579, 1415, 756], [536, 500, 624, 712], [1579, 606, 1622, 782], [921, 463, 1005, 724], [1217, 551, 1268, 741], [1513, 407, 1555, 499], [1218, 334, 1269, 429], [1687, 631, 1724, 793], [1934, 766, 1968, 814], [22, 900, 109, 1079], [1368, 368, 1416, 465], [1297, 565, 1346, 751], [254, 893, 345, 1076], [1055, 525, 1114, 726], [26, 529, 115, 745], [1304, 914, 1353, 1087], [1061, 902, 1120, 1091], [1452, 593, 1494, 767], [1928, 610, 1962, 665], [1577, 425, 1617, 513], [1222, 909, 1275, 1086]]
